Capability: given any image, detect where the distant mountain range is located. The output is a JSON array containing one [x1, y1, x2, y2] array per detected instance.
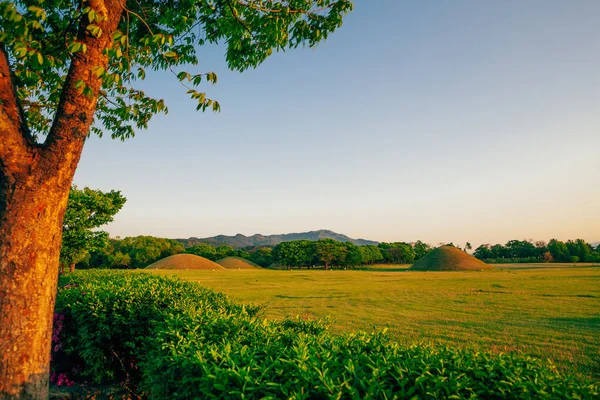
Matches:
[[175, 229, 379, 249]]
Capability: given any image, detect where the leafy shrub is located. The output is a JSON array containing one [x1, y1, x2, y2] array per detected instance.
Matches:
[[54, 271, 599, 399], [54, 270, 260, 384]]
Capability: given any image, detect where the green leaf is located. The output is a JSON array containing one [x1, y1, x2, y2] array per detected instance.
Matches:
[[68, 42, 82, 53], [28, 6, 46, 20]]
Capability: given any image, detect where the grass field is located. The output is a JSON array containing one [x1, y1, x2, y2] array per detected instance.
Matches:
[[149, 264, 600, 378]]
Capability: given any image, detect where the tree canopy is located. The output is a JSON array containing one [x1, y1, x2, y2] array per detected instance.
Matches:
[[473, 238, 598, 263], [60, 186, 126, 268], [1, 0, 353, 141]]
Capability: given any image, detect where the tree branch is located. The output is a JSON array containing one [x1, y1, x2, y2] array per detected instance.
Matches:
[[227, 0, 254, 37], [42, 0, 124, 169], [236, 1, 332, 15], [0, 45, 35, 174]]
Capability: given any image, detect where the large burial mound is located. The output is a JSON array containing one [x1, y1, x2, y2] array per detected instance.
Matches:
[[217, 256, 261, 269], [145, 254, 225, 270], [410, 246, 492, 271]]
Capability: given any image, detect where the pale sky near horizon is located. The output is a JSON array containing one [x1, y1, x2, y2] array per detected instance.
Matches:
[[73, 0, 600, 247]]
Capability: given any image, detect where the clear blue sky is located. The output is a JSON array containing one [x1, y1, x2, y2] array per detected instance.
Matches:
[[74, 0, 600, 247]]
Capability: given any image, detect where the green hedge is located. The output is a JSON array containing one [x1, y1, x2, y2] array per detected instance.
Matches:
[[53, 271, 598, 399]]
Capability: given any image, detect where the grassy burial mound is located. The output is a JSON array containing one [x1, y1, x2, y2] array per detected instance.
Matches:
[[216, 256, 261, 269], [411, 245, 492, 271], [145, 254, 224, 270]]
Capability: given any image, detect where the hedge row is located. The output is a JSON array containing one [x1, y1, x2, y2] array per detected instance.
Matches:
[[53, 271, 598, 399]]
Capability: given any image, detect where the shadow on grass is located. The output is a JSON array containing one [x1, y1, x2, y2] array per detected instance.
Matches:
[[354, 267, 410, 272], [276, 294, 349, 299], [537, 293, 597, 299], [495, 264, 600, 271], [548, 317, 600, 330]]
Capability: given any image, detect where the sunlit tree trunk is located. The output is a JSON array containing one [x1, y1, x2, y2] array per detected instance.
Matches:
[[0, 174, 74, 399], [0, 1, 122, 396]]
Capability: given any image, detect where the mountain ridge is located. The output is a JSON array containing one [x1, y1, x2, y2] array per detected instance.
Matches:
[[175, 229, 379, 249]]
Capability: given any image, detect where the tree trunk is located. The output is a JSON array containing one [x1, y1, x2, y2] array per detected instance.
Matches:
[[69, 264, 75, 273], [0, 174, 73, 399], [0, 0, 123, 396]]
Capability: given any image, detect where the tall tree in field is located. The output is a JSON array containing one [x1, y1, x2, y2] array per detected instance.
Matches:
[[60, 186, 126, 272], [315, 238, 347, 270], [0, 0, 352, 396], [548, 239, 569, 262]]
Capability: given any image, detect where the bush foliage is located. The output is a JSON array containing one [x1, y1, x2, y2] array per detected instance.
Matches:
[[53, 271, 598, 399]]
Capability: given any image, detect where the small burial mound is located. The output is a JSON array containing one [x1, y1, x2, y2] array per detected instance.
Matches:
[[217, 256, 261, 269], [410, 246, 492, 271], [145, 254, 225, 270]]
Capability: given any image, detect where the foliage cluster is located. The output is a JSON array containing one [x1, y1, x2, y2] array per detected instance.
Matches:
[[53, 270, 261, 385], [186, 243, 254, 262], [82, 235, 600, 271], [271, 240, 430, 269], [84, 237, 425, 270], [87, 236, 185, 269], [474, 239, 599, 263], [0, 0, 353, 140], [60, 186, 126, 268], [85, 238, 259, 268], [53, 271, 598, 398]]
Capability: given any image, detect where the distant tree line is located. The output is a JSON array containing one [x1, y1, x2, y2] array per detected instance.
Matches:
[[268, 239, 433, 270], [473, 239, 600, 264], [80, 233, 599, 270], [81, 237, 435, 270], [84, 237, 269, 269]]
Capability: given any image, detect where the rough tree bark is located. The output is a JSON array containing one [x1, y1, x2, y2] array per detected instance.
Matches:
[[0, 1, 122, 397]]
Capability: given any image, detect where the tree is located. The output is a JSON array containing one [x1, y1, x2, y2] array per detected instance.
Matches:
[[464, 242, 472, 253], [505, 240, 537, 259], [490, 244, 509, 259], [272, 240, 315, 269], [186, 243, 217, 261], [315, 238, 347, 270], [0, 1, 352, 395], [60, 186, 126, 273], [116, 236, 184, 268], [378, 242, 415, 264], [593, 245, 600, 264], [412, 240, 431, 260], [215, 245, 235, 260], [571, 255, 580, 266], [473, 244, 493, 260], [246, 247, 274, 268], [548, 239, 569, 262], [359, 245, 383, 265], [566, 239, 592, 262], [341, 242, 362, 268]]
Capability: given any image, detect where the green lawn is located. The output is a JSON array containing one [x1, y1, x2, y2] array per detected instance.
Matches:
[[149, 265, 600, 378]]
